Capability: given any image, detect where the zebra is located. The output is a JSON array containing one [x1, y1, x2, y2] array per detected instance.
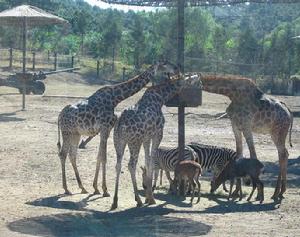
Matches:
[[141, 145, 198, 190], [141, 143, 238, 192], [187, 142, 238, 192]]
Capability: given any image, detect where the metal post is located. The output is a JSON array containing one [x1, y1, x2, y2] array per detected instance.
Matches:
[[177, 0, 185, 195], [71, 55, 74, 68], [9, 48, 13, 68], [112, 47, 115, 73], [54, 52, 57, 71], [22, 16, 27, 111], [32, 52, 35, 70], [177, 0, 185, 161], [97, 60, 100, 77]]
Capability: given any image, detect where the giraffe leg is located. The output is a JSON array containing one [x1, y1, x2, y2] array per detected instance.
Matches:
[[159, 169, 163, 186], [242, 127, 257, 159], [143, 139, 151, 203], [232, 122, 243, 158], [272, 147, 288, 200], [58, 133, 71, 195], [111, 140, 126, 210], [128, 142, 143, 207], [69, 134, 87, 194], [279, 154, 288, 199], [93, 128, 110, 196], [146, 131, 163, 205], [271, 130, 289, 200], [153, 169, 159, 190]]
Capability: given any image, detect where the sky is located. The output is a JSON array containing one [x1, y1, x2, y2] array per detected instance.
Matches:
[[83, 0, 156, 12]]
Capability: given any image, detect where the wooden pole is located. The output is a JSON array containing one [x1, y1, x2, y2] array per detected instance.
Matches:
[[122, 67, 126, 81], [112, 47, 115, 73], [71, 55, 74, 68], [54, 52, 57, 71], [177, 0, 185, 195], [9, 48, 12, 68], [22, 16, 27, 111], [32, 52, 35, 71], [97, 60, 100, 77], [177, 0, 185, 161]]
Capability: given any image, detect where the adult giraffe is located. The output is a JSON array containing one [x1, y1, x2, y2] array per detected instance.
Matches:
[[200, 74, 293, 200], [111, 74, 202, 209], [57, 62, 179, 196]]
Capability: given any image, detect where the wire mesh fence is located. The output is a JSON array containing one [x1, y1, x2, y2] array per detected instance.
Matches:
[[0, 48, 77, 71]]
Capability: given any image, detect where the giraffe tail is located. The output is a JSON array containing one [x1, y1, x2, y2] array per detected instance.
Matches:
[[280, 101, 293, 148], [289, 112, 293, 148], [57, 119, 62, 151]]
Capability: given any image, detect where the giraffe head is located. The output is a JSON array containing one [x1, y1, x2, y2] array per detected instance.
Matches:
[[200, 74, 263, 100], [152, 61, 181, 84], [181, 73, 203, 89], [146, 73, 202, 104]]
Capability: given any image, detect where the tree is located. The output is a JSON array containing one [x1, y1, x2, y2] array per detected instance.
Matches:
[[237, 18, 259, 75], [129, 12, 146, 69]]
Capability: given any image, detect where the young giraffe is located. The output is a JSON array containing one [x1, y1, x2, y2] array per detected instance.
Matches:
[[199, 74, 293, 200], [111, 74, 202, 209], [57, 62, 179, 196]]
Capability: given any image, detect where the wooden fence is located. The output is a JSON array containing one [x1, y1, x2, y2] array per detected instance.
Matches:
[[0, 48, 134, 82], [0, 48, 78, 71]]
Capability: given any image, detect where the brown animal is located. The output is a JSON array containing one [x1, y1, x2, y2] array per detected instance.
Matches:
[[111, 74, 202, 209], [200, 74, 293, 200], [173, 160, 202, 204], [210, 158, 265, 203], [57, 61, 179, 196]]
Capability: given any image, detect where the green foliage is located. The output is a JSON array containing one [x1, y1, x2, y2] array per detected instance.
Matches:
[[1, 0, 300, 94]]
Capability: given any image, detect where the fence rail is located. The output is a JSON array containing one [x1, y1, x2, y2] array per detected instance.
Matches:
[[0, 48, 133, 83], [0, 48, 78, 71]]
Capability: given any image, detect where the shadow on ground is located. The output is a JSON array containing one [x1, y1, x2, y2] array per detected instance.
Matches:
[[8, 205, 211, 237], [0, 111, 25, 122], [10, 156, 299, 237], [262, 156, 300, 188]]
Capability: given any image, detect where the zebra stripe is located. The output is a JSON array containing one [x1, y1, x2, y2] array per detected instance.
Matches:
[[187, 142, 237, 174], [154, 146, 197, 172]]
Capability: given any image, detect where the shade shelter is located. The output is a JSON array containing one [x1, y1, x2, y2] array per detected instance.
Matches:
[[99, 0, 300, 162], [0, 5, 68, 110]]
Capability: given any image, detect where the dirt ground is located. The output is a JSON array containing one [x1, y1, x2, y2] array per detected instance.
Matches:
[[0, 72, 299, 237]]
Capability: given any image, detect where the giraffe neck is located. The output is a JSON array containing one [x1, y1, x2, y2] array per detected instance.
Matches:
[[112, 65, 155, 105], [201, 75, 263, 101], [142, 79, 183, 106]]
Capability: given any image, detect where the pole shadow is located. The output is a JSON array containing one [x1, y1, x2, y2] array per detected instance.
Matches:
[[0, 111, 25, 122], [26, 193, 105, 211], [7, 205, 212, 237]]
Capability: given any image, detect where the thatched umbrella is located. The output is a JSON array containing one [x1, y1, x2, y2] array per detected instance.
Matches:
[[0, 5, 68, 110]]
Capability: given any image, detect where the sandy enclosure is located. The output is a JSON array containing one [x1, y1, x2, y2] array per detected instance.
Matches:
[[0, 72, 299, 237]]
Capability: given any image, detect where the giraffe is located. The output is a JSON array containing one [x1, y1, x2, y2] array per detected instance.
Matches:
[[56, 61, 180, 196], [111, 74, 202, 209], [199, 74, 293, 200]]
